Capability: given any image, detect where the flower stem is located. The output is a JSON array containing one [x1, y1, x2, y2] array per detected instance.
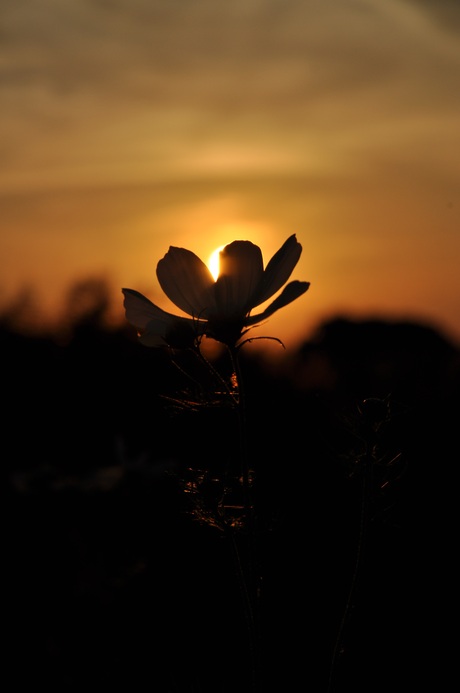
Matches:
[[326, 457, 371, 692], [228, 345, 261, 692]]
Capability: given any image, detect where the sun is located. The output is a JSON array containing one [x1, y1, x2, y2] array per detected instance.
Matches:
[[207, 244, 226, 281]]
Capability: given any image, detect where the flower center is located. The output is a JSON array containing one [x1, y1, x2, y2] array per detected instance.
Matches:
[[206, 316, 246, 348]]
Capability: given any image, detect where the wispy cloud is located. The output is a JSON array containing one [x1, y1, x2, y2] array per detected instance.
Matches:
[[1, 0, 459, 189]]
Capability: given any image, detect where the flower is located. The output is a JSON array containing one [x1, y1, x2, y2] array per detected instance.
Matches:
[[122, 234, 310, 348]]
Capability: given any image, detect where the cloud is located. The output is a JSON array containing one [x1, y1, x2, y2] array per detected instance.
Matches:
[[3, 0, 457, 100], [404, 0, 460, 32], [1, 0, 459, 190]]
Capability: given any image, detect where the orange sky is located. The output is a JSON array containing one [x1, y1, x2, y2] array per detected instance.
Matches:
[[1, 0, 459, 351]]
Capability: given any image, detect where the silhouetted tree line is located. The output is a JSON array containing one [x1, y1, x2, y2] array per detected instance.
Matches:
[[5, 279, 459, 692]]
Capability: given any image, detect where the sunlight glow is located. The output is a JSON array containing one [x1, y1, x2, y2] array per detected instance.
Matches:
[[208, 245, 226, 281]]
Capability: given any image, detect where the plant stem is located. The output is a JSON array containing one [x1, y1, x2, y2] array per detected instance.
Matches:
[[326, 447, 373, 692], [228, 345, 261, 692]]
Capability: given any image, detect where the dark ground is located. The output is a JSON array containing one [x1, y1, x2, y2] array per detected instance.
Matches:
[[5, 307, 459, 692]]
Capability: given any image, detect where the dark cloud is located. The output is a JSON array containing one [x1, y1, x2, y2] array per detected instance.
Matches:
[[405, 0, 460, 31], [0, 0, 431, 99], [1, 0, 459, 192]]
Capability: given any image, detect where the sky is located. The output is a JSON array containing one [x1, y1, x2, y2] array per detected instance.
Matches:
[[1, 0, 459, 351]]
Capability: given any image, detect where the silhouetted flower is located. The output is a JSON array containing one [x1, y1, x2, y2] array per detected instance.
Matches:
[[122, 234, 310, 348]]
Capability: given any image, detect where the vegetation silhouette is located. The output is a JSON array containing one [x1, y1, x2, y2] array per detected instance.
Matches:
[[5, 277, 459, 691]]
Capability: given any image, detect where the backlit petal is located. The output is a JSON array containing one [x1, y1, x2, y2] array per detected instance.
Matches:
[[138, 329, 169, 347], [251, 234, 302, 307], [122, 288, 180, 329], [245, 280, 310, 325], [122, 289, 205, 347], [157, 247, 216, 318], [213, 241, 264, 317], [142, 317, 205, 348]]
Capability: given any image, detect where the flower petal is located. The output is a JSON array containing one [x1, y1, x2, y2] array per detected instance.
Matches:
[[138, 326, 169, 347], [251, 234, 303, 307], [245, 280, 310, 325], [122, 288, 179, 329], [213, 241, 264, 317], [122, 288, 205, 347], [156, 247, 216, 318], [141, 317, 204, 348]]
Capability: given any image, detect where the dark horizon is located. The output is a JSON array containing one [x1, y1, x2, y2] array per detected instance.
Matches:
[[2, 272, 460, 354], [6, 288, 459, 689]]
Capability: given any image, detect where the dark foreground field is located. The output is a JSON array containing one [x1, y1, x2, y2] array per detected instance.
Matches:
[[5, 308, 459, 692]]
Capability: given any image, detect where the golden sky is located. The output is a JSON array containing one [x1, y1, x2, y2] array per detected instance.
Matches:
[[1, 0, 459, 350]]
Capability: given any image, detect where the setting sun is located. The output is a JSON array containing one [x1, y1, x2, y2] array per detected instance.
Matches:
[[208, 245, 226, 281]]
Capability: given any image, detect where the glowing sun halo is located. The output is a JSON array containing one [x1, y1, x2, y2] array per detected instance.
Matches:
[[208, 245, 226, 281]]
